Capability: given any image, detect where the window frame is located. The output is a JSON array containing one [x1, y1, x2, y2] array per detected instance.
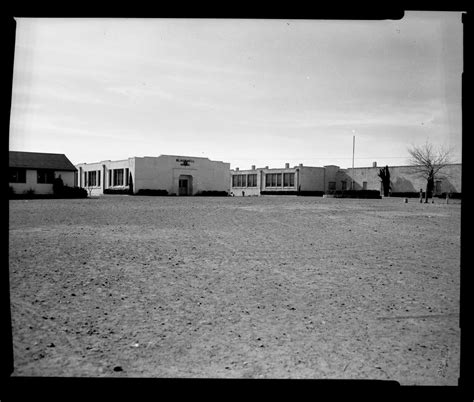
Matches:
[[113, 168, 124, 186], [9, 167, 26, 183], [37, 169, 55, 184]]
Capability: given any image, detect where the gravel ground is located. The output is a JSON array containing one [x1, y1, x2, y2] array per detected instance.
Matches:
[[8, 195, 460, 384]]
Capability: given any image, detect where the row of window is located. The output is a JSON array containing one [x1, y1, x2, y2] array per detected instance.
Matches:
[[231, 173, 296, 188], [9, 168, 55, 184], [265, 173, 295, 187], [85, 168, 130, 187], [232, 174, 257, 188]]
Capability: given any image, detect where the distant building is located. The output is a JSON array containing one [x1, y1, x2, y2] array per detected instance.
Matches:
[[9, 151, 77, 195], [230, 163, 327, 196], [230, 161, 462, 196], [75, 154, 230, 196], [336, 163, 462, 195]]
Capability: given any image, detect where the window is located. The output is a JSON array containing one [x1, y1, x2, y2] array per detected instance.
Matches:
[[241, 174, 247, 187], [125, 168, 129, 186], [248, 174, 257, 187], [9, 168, 26, 183], [237, 175, 242, 187], [232, 175, 237, 187], [328, 182, 336, 191], [98, 171, 101, 187], [113, 169, 124, 186], [363, 181, 367, 190], [265, 173, 284, 187], [289, 173, 294, 187], [37, 169, 55, 184], [341, 181, 347, 191], [265, 174, 271, 187], [86, 171, 97, 187], [109, 170, 112, 187], [271, 174, 277, 186]]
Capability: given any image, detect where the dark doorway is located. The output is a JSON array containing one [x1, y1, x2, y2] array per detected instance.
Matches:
[[178, 175, 193, 196]]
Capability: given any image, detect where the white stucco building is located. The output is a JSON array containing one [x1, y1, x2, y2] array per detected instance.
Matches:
[[9, 151, 77, 195], [230, 161, 462, 196], [75, 154, 230, 196], [230, 163, 327, 196]]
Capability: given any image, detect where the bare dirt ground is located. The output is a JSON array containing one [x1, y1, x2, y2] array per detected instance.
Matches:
[[8, 195, 460, 384]]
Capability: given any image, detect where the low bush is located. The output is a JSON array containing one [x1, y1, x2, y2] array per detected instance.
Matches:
[[104, 188, 130, 195], [59, 186, 88, 198], [327, 190, 381, 199], [9, 185, 87, 199], [260, 190, 325, 196], [135, 189, 169, 196], [435, 192, 461, 199], [194, 191, 229, 196], [390, 192, 424, 198], [298, 191, 325, 197]]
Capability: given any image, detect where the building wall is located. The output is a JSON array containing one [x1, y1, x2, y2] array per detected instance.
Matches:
[[133, 155, 230, 195], [299, 167, 326, 191], [230, 169, 261, 196], [323, 165, 339, 191], [10, 170, 75, 195], [76, 155, 230, 196], [339, 164, 462, 194], [76, 159, 133, 196]]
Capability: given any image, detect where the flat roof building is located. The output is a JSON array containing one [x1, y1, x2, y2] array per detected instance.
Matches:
[[230, 162, 462, 196], [75, 154, 230, 196]]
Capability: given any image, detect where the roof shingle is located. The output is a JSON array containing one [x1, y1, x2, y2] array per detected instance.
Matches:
[[9, 151, 77, 171]]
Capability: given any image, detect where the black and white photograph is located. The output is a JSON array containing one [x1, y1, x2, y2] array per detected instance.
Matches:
[[7, 13, 463, 387]]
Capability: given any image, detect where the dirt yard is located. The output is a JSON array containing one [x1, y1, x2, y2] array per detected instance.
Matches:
[[8, 195, 460, 384]]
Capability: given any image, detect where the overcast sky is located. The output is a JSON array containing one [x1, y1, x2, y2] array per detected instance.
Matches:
[[9, 13, 463, 169]]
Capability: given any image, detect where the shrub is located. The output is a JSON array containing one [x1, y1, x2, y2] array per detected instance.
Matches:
[[436, 192, 462, 199], [390, 192, 424, 198], [298, 191, 325, 197], [260, 190, 324, 196], [261, 191, 298, 195], [104, 188, 131, 195], [59, 186, 88, 198], [330, 190, 381, 199], [135, 189, 169, 196], [52, 176, 64, 195], [194, 191, 229, 196]]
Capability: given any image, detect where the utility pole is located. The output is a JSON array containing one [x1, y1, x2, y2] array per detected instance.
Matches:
[[352, 135, 355, 190]]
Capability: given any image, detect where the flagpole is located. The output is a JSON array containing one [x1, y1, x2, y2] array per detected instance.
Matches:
[[352, 135, 355, 190]]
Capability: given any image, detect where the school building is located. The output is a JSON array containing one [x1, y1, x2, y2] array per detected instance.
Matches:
[[230, 161, 462, 196], [9, 151, 77, 195], [75, 154, 230, 196]]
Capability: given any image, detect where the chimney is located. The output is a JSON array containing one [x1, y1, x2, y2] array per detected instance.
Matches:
[[372, 161, 377, 168], [235, 167, 239, 171], [299, 163, 303, 167], [251, 165, 256, 170], [264, 166, 269, 169], [285, 163, 290, 169]]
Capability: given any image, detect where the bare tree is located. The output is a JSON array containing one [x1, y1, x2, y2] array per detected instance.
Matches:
[[407, 141, 452, 203]]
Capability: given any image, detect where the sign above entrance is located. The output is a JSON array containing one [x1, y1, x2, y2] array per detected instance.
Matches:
[[176, 158, 194, 166]]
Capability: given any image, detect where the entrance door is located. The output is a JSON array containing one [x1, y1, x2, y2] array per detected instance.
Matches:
[[179, 179, 188, 195], [178, 174, 193, 196]]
